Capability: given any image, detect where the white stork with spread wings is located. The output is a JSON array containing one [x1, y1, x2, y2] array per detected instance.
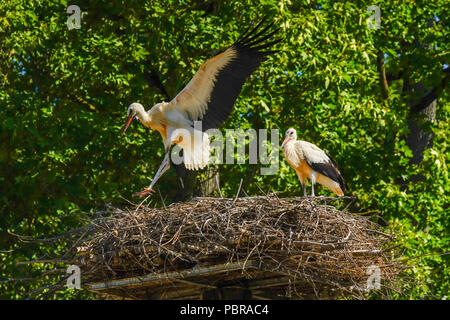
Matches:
[[281, 128, 348, 197], [121, 19, 281, 197]]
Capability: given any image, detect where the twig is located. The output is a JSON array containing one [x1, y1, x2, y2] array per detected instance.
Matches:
[[229, 179, 243, 208]]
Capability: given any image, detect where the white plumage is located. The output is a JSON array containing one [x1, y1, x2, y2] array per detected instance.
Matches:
[[281, 128, 347, 197], [169, 127, 210, 170], [120, 19, 281, 197]]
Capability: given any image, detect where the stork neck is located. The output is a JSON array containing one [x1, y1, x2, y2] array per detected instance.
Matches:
[[284, 139, 296, 150], [135, 106, 150, 124], [287, 137, 297, 143]]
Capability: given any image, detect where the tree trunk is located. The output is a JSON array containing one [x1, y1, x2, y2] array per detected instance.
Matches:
[[404, 82, 436, 166], [171, 161, 198, 202], [197, 166, 220, 197], [171, 159, 219, 202]]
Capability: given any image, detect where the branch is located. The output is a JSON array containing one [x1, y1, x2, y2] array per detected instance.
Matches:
[[386, 71, 403, 84], [143, 62, 171, 100], [376, 51, 389, 100], [411, 67, 450, 113]]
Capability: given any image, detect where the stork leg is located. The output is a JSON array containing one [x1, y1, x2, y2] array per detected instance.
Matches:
[[310, 171, 317, 197], [295, 171, 307, 198], [134, 151, 171, 197], [302, 183, 307, 197]]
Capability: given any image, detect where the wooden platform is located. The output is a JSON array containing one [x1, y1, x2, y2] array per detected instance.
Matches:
[[86, 260, 326, 300]]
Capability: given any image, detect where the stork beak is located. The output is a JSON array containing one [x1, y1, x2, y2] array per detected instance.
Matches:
[[281, 136, 290, 149], [121, 115, 133, 136]]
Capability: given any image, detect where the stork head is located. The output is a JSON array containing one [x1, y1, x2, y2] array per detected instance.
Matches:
[[121, 103, 144, 136], [281, 128, 297, 149]]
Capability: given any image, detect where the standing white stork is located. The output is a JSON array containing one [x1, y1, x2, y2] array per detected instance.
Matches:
[[121, 19, 281, 197], [281, 128, 347, 197]]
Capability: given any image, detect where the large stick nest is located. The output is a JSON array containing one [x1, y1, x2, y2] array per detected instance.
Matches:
[[70, 195, 401, 299]]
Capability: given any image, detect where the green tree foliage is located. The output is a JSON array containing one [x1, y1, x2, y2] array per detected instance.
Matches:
[[0, 0, 448, 299]]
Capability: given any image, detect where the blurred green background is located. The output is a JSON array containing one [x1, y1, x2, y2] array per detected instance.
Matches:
[[0, 0, 448, 299]]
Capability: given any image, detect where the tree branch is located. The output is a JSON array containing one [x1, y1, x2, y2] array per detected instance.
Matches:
[[143, 62, 171, 100], [386, 71, 403, 84], [411, 67, 449, 113], [376, 51, 389, 100]]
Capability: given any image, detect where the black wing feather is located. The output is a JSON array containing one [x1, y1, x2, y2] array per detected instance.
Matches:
[[306, 154, 348, 191], [200, 19, 281, 131]]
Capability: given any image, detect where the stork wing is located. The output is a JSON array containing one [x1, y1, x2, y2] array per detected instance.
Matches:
[[170, 19, 281, 131], [297, 141, 347, 190]]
